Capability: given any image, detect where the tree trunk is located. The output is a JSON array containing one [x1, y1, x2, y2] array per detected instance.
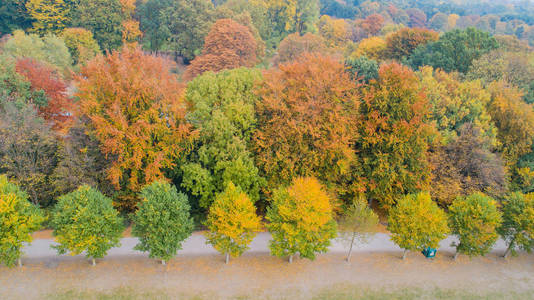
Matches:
[[402, 249, 408, 260], [161, 259, 166, 265], [503, 237, 515, 259], [347, 232, 356, 262], [91, 258, 96, 266], [225, 253, 230, 264], [453, 250, 459, 260], [18, 258, 22, 267], [289, 254, 293, 264]]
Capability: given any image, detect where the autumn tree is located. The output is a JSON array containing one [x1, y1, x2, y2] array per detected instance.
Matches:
[[388, 192, 449, 259], [181, 68, 264, 211], [361, 13, 384, 36], [406, 8, 427, 28], [61, 28, 101, 66], [449, 193, 502, 259], [338, 198, 378, 262], [15, 58, 72, 129], [205, 182, 261, 264], [498, 192, 534, 258], [408, 27, 499, 73], [0, 175, 44, 267], [351, 36, 387, 61], [132, 181, 194, 265], [51, 185, 124, 266], [253, 54, 359, 199], [266, 177, 337, 263], [76, 47, 195, 210], [272, 32, 327, 66], [26, 0, 71, 35], [184, 19, 258, 81], [357, 63, 434, 209], [384, 27, 438, 61], [318, 15, 349, 49]]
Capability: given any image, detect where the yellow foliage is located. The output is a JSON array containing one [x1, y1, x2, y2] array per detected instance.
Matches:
[[352, 36, 387, 61]]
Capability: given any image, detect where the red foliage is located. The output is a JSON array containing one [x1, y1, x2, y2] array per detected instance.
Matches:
[[15, 58, 72, 130], [184, 19, 257, 81], [361, 14, 385, 36]]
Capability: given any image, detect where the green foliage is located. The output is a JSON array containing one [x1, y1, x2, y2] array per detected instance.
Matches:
[[70, 0, 127, 51], [181, 68, 263, 210], [498, 192, 534, 257], [449, 193, 502, 257], [137, 0, 173, 51], [61, 28, 101, 65], [0, 175, 44, 267], [205, 182, 261, 261], [408, 27, 499, 73], [0, 55, 47, 107], [0, 0, 32, 35], [338, 198, 378, 261], [345, 56, 379, 83], [132, 181, 194, 262], [2, 30, 72, 73], [51, 185, 124, 260], [388, 192, 449, 253], [266, 177, 337, 261]]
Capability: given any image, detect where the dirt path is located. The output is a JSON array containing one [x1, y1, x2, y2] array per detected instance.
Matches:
[[1, 233, 533, 299]]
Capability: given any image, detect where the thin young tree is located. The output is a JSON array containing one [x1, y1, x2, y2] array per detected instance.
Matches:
[[498, 192, 534, 258]]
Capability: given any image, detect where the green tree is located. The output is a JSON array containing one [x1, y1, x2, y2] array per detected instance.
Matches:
[[0, 0, 32, 35], [345, 56, 379, 83], [70, 0, 127, 51], [408, 27, 499, 73], [266, 177, 337, 263], [51, 185, 124, 266], [132, 181, 194, 265], [338, 198, 378, 262], [388, 192, 449, 259], [0, 175, 44, 267], [181, 68, 263, 211], [205, 182, 261, 264], [61, 28, 101, 65], [498, 192, 534, 258], [137, 0, 172, 51], [449, 193, 502, 259]]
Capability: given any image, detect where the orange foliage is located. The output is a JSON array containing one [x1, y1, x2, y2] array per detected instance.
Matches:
[[385, 27, 438, 60], [15, 58, 72, 130], [253, 54, 360, 196], [76, 47, 195, 210], [361, 14, 385, 36], [184, 19, 257, 81], [272, 32, 328, 66]]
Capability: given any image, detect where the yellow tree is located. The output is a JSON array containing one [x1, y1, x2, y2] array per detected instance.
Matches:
[[351, 36, 387, 61], [266, 177, 337, 263], [26, 0, 70, 35], [205, 182, 261, 264], [76, 46, 196, 210]]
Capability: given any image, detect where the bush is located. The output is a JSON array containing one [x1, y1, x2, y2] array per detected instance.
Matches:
[[132, 181, 194, 264], [0, 175, 44, 267], [449, 193, 502, 259], [266, 177, 337, 263], [205, 182, 261, 263], [51, 185, 123, 265], [388, 192, 449, 259]]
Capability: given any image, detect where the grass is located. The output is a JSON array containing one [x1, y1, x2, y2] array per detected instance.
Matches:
[[47, 285, 534, 300]]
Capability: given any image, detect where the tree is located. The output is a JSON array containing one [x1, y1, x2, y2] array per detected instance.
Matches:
[[76, 47, 195, 210], [272, 32, 327, 66], [132, 181, 194, 265], [449, 193, 502, 259], [26, 0, 71, 35], [0, 103, 59, 207], [136, 0, 172, 51], [181, 68, 263, 211], [0, 0, 32, 35], [498, 192, 534, 258], [345, 56, 379, 83], [318, 15, 349, 48], [406, 8, 427, 28], [61, 28, 101, 66], [388, 192, 449, 259], [266, 177, 337, 263], [0, 175, 44, 267], [183, 19, 258, 81], [161, 0, 215, 62], [361, 13, 384, 36], [70, 0, 128, 51], [357, 63, 434, 209], [51, 185, 124, 266], [338, 198, 378, 262], [15, 58, 73, 130], [384, 27, 438, 61], [352, 36, 387, 61], [2, 30, 72, 73], [253, 54, 359, 199], [205, 182, 261, 264], [429, 12, 448, 32], [408, 27, 499, 73]]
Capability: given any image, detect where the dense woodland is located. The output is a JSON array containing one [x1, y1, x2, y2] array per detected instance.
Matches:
[[1, 0, 534, 266]]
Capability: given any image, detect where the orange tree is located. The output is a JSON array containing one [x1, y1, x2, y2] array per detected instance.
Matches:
[[253, 54, 360, 200], [356, 63, 435, 209], [76, 46, 196, 210], [384, 27, 438, 61]]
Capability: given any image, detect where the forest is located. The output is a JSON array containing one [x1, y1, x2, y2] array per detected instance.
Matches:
[[1, 0, 534, 267]]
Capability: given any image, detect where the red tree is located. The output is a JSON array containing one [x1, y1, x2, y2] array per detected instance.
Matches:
[[15, 58, 73, 130], [361, 14, 385, 36]]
